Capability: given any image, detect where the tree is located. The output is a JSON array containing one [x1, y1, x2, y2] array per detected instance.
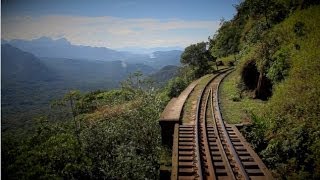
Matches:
[[166, 77, 187, 98], [180, 42, 211, 78], [244, 0, 288, 27], [210, 21, 241, 58], [63, 90, 82, 144], [120, 71, 155, 94]]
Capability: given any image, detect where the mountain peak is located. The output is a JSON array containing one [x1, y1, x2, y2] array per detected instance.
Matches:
[[33, 36, 53, 43], [116, 46, 184, 54], [1, 39, 9, 44], [54, 37, 71, 45], [30, 36, 71, 46]]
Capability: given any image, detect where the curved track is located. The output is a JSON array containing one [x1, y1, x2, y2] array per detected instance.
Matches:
[[172, 70, 273, 180]]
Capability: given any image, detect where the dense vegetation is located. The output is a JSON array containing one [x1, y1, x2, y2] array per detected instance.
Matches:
[[1, 44, 183, 130], [2, 41, 208, 179], [3, 1, 320, 179], [2, 55, 213, 179], [1, 43, 184, 178], [209, 0, 320, 178], [2, 32, 217, 180], [2, 74, 165, 179]]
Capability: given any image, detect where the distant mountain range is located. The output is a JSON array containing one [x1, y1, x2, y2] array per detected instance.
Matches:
[[2, 43, 155, 86], [7, 37, 143, 61], [2, 44, 56, 83], [1, 42, 182, 129], [115, 46, 184, 54], [149, 65, 179, 87], [3, 37, 183, 69]]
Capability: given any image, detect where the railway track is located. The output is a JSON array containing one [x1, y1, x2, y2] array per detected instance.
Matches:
[[171, 70, 273, 180]]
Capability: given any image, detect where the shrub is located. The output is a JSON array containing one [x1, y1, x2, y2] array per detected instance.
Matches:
[[267, 48, 290, 84], [228, 61, 235, 66], [216, 61, 224, 66], [166, 77, 187, 98], [293, 21, 306, 37]]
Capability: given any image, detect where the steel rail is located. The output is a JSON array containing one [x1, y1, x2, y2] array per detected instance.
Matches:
[[172, 68, 233, 180], [201, 89, 215, 179], [214, 71, 250, 180], [195, 84, 204, 179], [195, 71, 224, 179], [194, 69, 232, 180], [210, 87, 236, 180]]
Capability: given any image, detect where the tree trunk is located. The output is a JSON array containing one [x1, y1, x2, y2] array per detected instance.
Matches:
[[255, 72, 263, 98], [70, 98, 81, 145], [264, 0, 271, 28]]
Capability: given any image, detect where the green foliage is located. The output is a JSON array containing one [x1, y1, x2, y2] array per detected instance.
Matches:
[[162, 64, 206, 99], [80, 93, 162, 179], [293, 21, 306, 37], [149, 65, 179, 87], [180, 42, 211, 78], [241, 5, 320, 178], [244, 21, 269, 44], [219, 55, 236, 67], [219, 70, 267, 124], [2, 72, 165, 179], [215, 1, 320, 178], [181, 42, 207, 66], [242, 114, 268, 151], [4, 1, 320, 179], [210, 0, 292, 59], [97, 89, 134, 102], [3, 119, 91, 179], [238, 22, 288, 99], [261, 122, 319, 179], [166, 77, 188, 98], [2, 55, 157, 130], [266, 48, 290, 84], [210, 20, 242, 57], [248, 0, 289, 26]]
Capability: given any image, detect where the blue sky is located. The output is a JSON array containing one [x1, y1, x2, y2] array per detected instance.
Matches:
[[2, 0, 239, 48]]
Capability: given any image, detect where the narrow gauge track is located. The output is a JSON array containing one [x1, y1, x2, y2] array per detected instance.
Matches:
[[171, 70, 273, 180]]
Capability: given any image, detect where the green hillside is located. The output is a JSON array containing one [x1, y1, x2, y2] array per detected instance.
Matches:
[[210, 1, 320, 178], [1, 44, 158, 130], [2, 1, 320, 179]]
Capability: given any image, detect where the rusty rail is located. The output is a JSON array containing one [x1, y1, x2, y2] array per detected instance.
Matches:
[[213, 70, 250, 179], [171, 69, 273, 180]]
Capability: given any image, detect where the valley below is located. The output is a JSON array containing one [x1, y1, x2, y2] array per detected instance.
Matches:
[[1, 40, 181, 130]]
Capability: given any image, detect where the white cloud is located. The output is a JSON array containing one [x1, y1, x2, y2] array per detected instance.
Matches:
[[2, 15, 220, 48]]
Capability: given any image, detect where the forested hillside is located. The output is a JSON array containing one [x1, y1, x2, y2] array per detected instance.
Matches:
[[207, 1, 320, 178], [1, 42, 210, 179], [2, 40, 182, 131], [1, 44, 184, 179], [2, 0, 320, 179], [1, 44, 159, 130]]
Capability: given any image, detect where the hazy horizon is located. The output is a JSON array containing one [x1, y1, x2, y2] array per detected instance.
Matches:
[[2, 0, 238, 49]]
